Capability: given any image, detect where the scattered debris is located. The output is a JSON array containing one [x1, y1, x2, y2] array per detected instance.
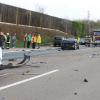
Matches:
[[22, 73, 25, 75], [26, 70, 30, 73], [58, 49, 61, 51], [89, 53, 100, 58], [74, 92, 77, 95], [40, 61, 47, 64], [22, 50, 25, 51], [74, 69, 79, 71], [83, 78, 88, 82], [25, 64, 40, 67], [21, 72, 39, 76], [0, 97, 6, 100], [92, 53, 96, 56], [22, 70, 30, 75], [18, 54, 30, 64]]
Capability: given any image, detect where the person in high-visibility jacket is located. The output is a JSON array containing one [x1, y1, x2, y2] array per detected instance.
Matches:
[[23, 33, 27, 48], [36, 34, 42, 49], [27, 33, 32, 48], [77, 36, 80, 43], [6, 33, 10, 49], [31, 34, 37, 49]]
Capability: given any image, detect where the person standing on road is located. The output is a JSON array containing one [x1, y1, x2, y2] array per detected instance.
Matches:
[[77, 36, 80, 44], [0, 32, 5, 49], [6, 33, 10, 49], [36, 34, 42, 49], [3, 33, 7, 48], [31, 34, 37, 49], [27, 33, 32, 48], [11, 33, 16, 48], [23, 33, 27, 48], [0, 32, 3, 48]]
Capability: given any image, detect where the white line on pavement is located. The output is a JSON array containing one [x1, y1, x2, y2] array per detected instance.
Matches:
[[0, 69, 59, 91]]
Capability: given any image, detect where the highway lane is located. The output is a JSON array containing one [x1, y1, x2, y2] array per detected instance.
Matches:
[[0, 46, 100, 100]]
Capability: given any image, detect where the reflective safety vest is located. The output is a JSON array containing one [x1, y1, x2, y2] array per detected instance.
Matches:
[[31, 36, 37, 43], [4, 34, 7, 41], [77, 37, 80, 43], [27, 35, 31, 41], [36, 35, 41, 44]]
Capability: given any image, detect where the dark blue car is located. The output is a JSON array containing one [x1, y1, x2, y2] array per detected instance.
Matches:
[[61, 38, 79, 50]]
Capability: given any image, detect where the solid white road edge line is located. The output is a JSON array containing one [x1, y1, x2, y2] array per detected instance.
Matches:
[[0, 69, 59, 91]]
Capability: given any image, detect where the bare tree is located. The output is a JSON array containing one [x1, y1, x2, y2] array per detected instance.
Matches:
[[35, 4, 46, 28]]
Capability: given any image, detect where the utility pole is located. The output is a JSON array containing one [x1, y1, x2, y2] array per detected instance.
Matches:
[[87, 11, 90, 36], [16, 8, 18, 25]]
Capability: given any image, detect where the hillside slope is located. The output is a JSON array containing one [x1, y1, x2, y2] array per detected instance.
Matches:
[[0, 22, 68, 46]]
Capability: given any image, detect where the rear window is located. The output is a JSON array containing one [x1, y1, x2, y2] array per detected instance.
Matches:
[[54, 37, 65, 40]]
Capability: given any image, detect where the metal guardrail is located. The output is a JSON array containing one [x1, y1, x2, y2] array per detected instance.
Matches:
[[2, 48, 60, 61], [0, 47, 61, 70]]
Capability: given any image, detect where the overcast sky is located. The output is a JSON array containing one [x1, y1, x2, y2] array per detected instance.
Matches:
[[0, 0, 99, 21]]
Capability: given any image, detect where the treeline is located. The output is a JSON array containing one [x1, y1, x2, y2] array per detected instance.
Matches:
[[0, 3, 72, 33], [72, 20, 100, 37]]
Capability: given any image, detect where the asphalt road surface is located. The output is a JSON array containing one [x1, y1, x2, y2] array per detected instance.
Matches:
[[0, 46, 100, 100]]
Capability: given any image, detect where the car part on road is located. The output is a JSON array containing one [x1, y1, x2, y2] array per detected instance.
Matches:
[[74, 92, 78, 95], [83, 78, 88, 82], [17, 54, 30, 64], [0, 54, 30, 70]]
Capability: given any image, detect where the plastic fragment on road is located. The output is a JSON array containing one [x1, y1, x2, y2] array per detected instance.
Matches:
[[83, 78, 88, 82], [74, 92, 78, 95]]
